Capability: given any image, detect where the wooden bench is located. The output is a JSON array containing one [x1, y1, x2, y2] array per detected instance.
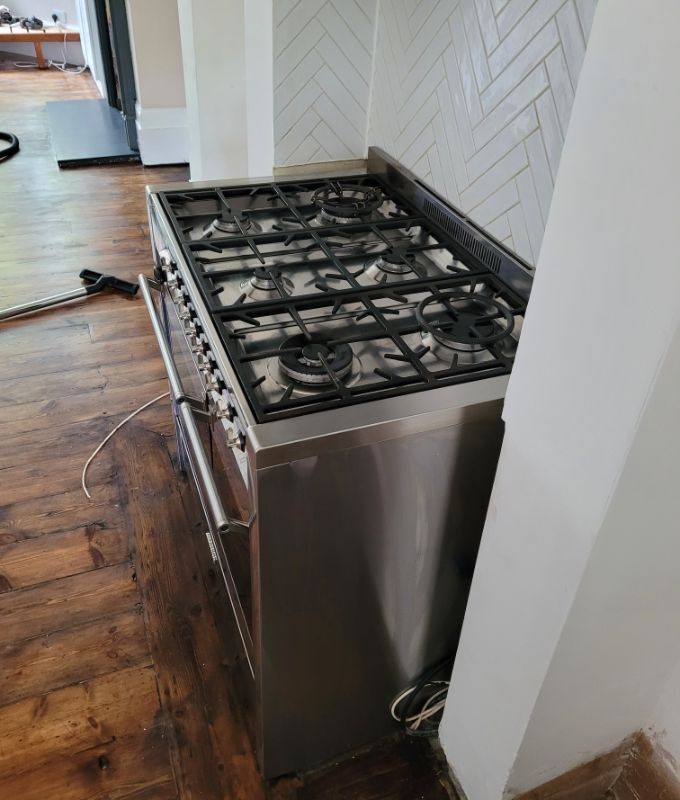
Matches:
[[0, 25, 81, 69]]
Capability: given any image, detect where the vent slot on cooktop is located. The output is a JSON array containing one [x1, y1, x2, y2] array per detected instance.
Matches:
[[424, 199, 501, 274]]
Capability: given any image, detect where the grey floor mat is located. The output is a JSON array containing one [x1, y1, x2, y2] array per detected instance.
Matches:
[[46, 98, 140, 167]]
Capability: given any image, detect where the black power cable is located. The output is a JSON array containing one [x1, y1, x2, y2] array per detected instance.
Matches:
[[0, 132, 19, 163]]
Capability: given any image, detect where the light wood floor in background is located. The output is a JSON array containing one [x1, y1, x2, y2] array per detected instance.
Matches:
[[0, 63, 454, 800]]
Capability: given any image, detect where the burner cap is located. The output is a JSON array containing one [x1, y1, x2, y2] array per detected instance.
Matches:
[[241, 267, 294, 297], [312, 183, 383, 223], [205, 211, 252, 236], [363, 248, 416, 281], [250, 267, 277, 291], [279, 334, 353, 386], [417, 291, 514, 351]]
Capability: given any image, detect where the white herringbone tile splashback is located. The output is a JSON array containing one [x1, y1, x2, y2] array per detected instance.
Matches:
[[274, 0, 378, 167], [368, 0, 597, 264]]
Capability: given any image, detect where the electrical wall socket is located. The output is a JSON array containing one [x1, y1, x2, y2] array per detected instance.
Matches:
[[51, 8, 66, 24]]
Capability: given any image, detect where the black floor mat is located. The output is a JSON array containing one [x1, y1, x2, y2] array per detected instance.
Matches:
[[46, 99, 140, 167]]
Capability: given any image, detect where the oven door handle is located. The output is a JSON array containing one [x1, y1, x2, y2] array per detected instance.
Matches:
[[139, 273, 232, 537]]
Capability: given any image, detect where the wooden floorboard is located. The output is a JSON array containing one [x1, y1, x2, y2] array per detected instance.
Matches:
[[0, 62, 455, 799], [115, 423, 264, 800], [0, 664, 161, 779], [0, 558, 134, 632], [0, 607, 150, 705], [0, 726, 176, 800], [0, 63, 185, 800]]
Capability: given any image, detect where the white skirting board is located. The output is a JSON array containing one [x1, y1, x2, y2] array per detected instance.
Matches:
[[135, 104, 189, 165]]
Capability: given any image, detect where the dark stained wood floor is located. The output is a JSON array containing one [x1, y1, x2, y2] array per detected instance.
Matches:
[[0, 64, 456, 800]]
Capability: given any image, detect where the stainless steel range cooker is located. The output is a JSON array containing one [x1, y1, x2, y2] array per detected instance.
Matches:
[[141, 148, 533, 778]]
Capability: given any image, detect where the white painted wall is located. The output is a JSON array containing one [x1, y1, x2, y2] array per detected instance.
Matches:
[[273, 0, 378, 166], [125, 0, 188, 164], [439, 1, 680, 797], [507, 320, 680, 794], [245, 0, 275, 177], [76, 0, 104, 95], [177, 0, 249, 179], [367, 0, 596, 265], [0, 0, 85, 65]]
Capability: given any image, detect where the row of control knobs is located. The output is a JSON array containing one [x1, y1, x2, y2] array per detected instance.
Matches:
[[160, 254, 245, 451]]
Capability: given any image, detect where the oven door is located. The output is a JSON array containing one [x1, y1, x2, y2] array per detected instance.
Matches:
[[139, 274, 255, 678]]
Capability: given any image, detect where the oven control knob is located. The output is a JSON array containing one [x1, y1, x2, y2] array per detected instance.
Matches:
[[213, 394, 236, 422], [198, 355, 215, 374], [202, 369, 219, 391], [226, 427, 245, 451], [159, 249, 173, 268], [213, 395, 228, 418]]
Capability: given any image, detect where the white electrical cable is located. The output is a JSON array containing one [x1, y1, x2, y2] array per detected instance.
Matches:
[[410, 686, 448, 730], [10, 25, 89, 72], [81, 391, 169, 499], [389, 679, 450, 733], [48, 28, 88, 73]]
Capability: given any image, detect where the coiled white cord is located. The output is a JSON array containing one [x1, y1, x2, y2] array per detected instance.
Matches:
[[390, 680, 450, 733], [81, 391, 169, 499]]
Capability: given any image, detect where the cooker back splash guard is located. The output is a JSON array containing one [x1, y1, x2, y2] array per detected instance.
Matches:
[[141, 147, 533, 777]]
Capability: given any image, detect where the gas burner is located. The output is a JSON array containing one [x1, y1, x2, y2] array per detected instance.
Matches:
[[417, 291, 515, 354], [278, 335, 354, 386], [240, 268, 294, 298], [312, 183, 383, 224], [362, 248, 417, 283], [204, 212, 254, 237]]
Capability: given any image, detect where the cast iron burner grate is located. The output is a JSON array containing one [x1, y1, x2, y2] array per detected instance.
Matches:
[[417, 291, 515, 351], [213, 274, 525, 421], [157, 172, 531, 422], [312, 182, 384, 223]]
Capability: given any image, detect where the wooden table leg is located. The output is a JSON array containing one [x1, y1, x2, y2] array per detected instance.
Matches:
[[34, 40, 46, 69]]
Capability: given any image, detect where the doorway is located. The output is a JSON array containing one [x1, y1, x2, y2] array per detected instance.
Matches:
[[92, 0, 136, 151], [44, 0, 139, 166]]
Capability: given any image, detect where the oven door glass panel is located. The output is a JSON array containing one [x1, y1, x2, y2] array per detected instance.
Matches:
[[161, 291, 205, 401]]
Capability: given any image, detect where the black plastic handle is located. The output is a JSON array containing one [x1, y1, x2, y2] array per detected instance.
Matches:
[[79, 269, 139, 296]]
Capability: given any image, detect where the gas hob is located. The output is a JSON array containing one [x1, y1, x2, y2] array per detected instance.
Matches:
[[153, 152, 532, 423]]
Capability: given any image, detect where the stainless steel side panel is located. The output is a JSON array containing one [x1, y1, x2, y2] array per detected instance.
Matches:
[[254, 406, 503, 778], [249, 375, 509, 468]]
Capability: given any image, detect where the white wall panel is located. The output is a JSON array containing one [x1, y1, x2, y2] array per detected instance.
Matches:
[[273, 0, 378, 167], [439, 3, 680, 794], [368, 0, 598, 264]]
